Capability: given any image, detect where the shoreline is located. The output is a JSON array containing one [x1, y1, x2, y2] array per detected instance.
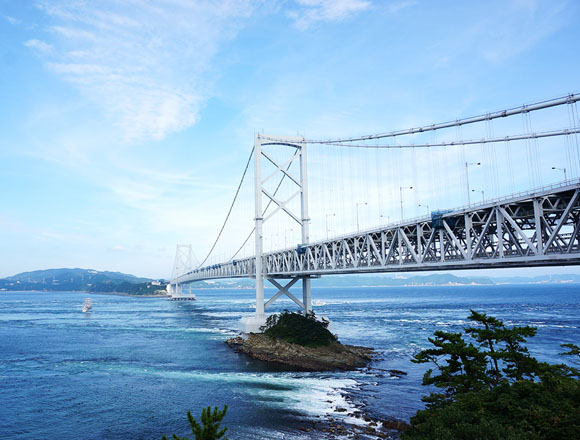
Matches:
[[0, 290, 168, 298], [225, 333, 410, 438], [290, 366, 411, 439]]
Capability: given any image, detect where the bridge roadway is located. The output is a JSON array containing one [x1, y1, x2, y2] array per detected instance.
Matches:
[[173, 180, 580, 286]]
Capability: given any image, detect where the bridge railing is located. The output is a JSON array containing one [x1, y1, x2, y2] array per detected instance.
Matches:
[[300, 178, 580, 248]]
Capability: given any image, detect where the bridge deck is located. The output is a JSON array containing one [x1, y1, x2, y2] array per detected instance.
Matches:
[[174, 181, 580, 285]]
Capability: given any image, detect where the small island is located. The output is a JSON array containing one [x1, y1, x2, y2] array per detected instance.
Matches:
[[226, 311, 374, 371]]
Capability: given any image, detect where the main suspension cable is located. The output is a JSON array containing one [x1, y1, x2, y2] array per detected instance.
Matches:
[[228, 228, 254, 262], [198, 147, 254, 268], [309, 127, 580, 149], [302, 93, 580, 145], [256, 93, 579, 147]]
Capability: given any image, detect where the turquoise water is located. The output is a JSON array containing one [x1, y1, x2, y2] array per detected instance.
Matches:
[[1, 284, 579, 439]]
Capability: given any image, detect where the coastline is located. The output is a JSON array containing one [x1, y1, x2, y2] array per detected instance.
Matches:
[[292, 369, 411, 439], [90, 291, 168, 298], [0, 290, 168, 298], [225, 332, 411, 438]]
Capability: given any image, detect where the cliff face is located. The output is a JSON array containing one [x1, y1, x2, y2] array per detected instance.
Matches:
[[226, 333, 373, 371]]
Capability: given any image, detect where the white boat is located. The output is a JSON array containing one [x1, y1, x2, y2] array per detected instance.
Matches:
[[312, 300, 327, 306], [82, 298, 92, 313]]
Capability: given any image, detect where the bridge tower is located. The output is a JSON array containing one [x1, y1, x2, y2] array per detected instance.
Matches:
[[167, 244, 197, 298], [239, 134, 312, 333]]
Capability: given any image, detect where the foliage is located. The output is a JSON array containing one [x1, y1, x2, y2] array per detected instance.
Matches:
[[162, 406, 229, 440], [87, 280, 164, 295], [261, 310, 337, 347], [403, 310, 580, 439], [561, 343, 580, 359], [405, 379, 580, 440]]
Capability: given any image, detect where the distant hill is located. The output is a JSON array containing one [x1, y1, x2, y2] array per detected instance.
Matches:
[[492, 274, 580, 284], [6, 268, 152, 283], [191, 278, 256, 289], [189, 272, 580, 289], [312, 273, 495, 287], [189, 273, 494, 289], [0, 268, 165, 295], [3, 268, 579, 293]]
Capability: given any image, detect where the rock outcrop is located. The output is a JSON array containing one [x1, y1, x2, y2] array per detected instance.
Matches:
[[225, 333, 373, 371]]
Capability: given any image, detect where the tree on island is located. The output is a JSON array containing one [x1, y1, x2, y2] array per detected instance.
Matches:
[[260, 310, 337, 347], [403, 310, 580, 439], [163, 405, 228, 440]]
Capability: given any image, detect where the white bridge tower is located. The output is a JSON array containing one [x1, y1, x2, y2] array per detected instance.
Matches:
[[167, 244, 198, 300], [239, 134, 313, 333]]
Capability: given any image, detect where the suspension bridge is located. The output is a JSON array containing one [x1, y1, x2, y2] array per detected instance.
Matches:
[[168, 93, 580, 332]]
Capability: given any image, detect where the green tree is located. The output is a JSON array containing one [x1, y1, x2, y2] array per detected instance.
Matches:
[[404, 312, 580, 439], [411, 329, 488, 406], [465, 310, 539, 383], [560, 343, 580, 358], [261, 310, 337, 347], [163, 405, 229, 440]]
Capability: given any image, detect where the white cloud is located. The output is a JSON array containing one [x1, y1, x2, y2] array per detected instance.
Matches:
[[478, 0, 568, 63], [289, 0, 371, 29], [3, 15, 20, 25], [385, 0, 417, 14], [24, 39, 53, 54], [32, 0, 257, 143]]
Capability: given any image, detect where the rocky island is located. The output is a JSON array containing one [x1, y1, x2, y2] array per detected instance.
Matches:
[[225, 311, 374, 371], [226, 333, 373, 370]]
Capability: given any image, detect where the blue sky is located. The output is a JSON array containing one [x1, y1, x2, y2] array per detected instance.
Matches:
[[1, 0, 579, 279]]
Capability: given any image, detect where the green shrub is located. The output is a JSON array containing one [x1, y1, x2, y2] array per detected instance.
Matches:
[[406, 379, 580, 440], [261, 310, 337, 347], [163, 405, 228, 440]]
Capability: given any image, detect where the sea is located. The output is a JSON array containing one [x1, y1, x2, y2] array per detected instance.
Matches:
[[1, 284, 579, 439]]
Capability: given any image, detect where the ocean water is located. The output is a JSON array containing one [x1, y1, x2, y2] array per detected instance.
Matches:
[[1, 284, 579, 439]]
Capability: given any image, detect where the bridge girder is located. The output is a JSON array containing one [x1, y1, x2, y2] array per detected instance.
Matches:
[[173, 181, 580, 285]]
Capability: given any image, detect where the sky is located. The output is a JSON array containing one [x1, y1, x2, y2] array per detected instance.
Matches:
[[1, 0, 580, 279]]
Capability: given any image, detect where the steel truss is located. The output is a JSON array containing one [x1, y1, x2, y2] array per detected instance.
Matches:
[[174, 181, 580, 286]]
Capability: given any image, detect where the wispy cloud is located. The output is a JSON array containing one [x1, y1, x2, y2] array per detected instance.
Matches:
[[288, 0, 372, 29], [385, 0, 417, 14], [479, 0, 569, 63], [30, 0, 257, 143], [3, 15, 21, 25], [24, 39, 53, 54]]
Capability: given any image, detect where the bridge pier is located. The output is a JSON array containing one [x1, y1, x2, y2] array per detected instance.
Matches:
[[238, 314, 267, 333], [302, 277, 312, 312], [166, 282, 197, 301], [239, 276, 313, 333]]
